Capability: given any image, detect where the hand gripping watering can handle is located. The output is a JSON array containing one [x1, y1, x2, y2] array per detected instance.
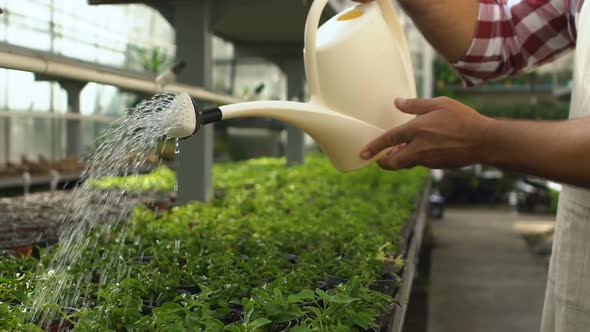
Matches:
[[304, 0, 413, 103]]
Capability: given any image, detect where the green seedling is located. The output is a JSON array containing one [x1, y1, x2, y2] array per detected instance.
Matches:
[[1, 155, 427, 330]]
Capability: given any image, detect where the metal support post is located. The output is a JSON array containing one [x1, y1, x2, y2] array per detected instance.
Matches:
[[58, 80, 87, 158], [281, 59, 306, 166], [174, 0, 214, 203]]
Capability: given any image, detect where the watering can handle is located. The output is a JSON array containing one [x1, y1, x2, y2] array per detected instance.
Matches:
[[304, 0, 329, 103], [375, 0, 414, 78], [376, 0, 408, 48], [304, 0, 412, 103]]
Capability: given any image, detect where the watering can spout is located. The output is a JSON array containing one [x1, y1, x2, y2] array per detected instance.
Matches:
[[166, 97, 387, 172], [165, 92, 221, 139]]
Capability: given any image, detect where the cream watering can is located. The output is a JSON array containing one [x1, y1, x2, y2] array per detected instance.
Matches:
[[168, 0, 417, 172]]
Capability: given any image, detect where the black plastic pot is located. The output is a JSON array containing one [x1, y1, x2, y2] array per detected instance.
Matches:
[[131, 255, 153, 264], [382, 262, 400, 277], [175, 285, 200, 295], [324, 274, 400, 296], [369, 279, 400, 297], [284, 253, 298, 264], [221, 303, 243, 325], [142, 300, 158, 315], [90, 273, 101, 283], [323, 275, 348, 290], [30, 241, 50, 259], [374, 303, 396, 332]]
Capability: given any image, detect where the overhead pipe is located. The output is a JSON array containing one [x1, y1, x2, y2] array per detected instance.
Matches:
[[0, 48, 242, 105], [0, 110, 115, 124]]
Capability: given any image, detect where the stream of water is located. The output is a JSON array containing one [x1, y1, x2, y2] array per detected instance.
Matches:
[[29, 92, 185, 326]]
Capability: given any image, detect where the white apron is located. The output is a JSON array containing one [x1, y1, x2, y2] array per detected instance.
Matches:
[[540, 2, 590, 331]]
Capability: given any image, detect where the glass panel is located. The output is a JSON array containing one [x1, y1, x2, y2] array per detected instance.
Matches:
[[0, 0, 247, 165], [0, 69, 7, 109], [6, 70, 51, 112], [80, 83, 126, 116], [32, 117, 53, 160], [0, 1, 176, 71], [81, 119, 98, 156], [9, 116, 34, 162], [53, 118, 65, 160]]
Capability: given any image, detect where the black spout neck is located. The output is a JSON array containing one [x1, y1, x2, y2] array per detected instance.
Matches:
[[181, 101, 223, 140], [200, 107, 223, 125], [191, 98, 199, 115]]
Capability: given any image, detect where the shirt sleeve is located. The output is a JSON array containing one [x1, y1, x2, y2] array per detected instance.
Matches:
[[452, 0, 576, 87]]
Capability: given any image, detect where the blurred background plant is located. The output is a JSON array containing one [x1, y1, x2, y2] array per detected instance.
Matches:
[[134, 47, 173, 75]]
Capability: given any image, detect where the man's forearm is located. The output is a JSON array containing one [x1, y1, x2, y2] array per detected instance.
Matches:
[[481, 117, 590, 187], [398, 0, 478, 62]]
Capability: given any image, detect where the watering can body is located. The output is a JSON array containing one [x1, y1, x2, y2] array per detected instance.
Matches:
[[168, 0, 417, 172], [309, 0, 416, 129]]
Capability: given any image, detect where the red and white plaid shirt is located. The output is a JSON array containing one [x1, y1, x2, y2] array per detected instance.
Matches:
[[453, 0, 585, 86]]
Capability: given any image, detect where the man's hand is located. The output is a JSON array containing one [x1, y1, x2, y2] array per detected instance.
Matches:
[[360, 97, 493, 170], [360, 97, 590, 188]]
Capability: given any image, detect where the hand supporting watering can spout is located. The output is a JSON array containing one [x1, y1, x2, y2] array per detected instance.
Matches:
[[167, 0, 417, 172]]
